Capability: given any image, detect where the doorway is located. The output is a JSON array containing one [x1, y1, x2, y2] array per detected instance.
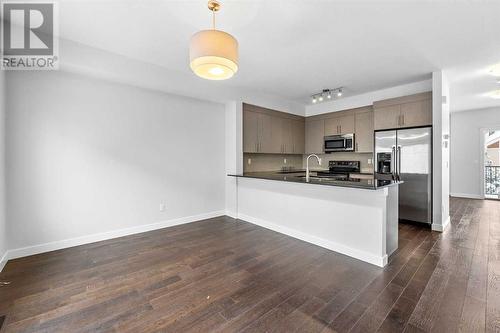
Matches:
[[484, 129, 500, 200]]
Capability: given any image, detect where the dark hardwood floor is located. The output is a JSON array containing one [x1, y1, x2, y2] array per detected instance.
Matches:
[[0, 197, 498, 332]]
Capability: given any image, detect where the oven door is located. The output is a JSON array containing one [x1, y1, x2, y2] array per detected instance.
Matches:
[[324, 136, 347, 152]]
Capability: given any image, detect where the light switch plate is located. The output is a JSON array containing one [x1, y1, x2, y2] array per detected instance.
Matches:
[[247, 158, 251, 165]]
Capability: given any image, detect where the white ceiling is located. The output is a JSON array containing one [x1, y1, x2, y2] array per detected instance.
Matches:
[[55, 0, 500, 112]]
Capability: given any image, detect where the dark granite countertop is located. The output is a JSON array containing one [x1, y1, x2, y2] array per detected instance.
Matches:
[[228, 172, 400, 190]]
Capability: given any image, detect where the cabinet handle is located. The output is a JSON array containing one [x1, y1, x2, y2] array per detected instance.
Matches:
[[402, 115, 405, 126], [356, 142, 358, 151]]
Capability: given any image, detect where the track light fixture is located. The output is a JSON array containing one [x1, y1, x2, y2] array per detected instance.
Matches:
[[310, 88, 344, 104]]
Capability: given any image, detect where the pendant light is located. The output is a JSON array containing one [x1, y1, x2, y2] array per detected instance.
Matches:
[[189, 0, 239, 80]]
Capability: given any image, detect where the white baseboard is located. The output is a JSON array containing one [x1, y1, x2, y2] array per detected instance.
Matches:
[[450, 192, 483, 200], [225, 210, 238, 219], [1, 210, 225, 272], [237, 213, 387, 267], [432, 215, 450, 232], [0, 251, 7, 273]]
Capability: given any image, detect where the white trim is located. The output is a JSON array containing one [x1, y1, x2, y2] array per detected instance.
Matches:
[[2, 211, 225, 269], [237, 213, 387, 267], [225, 210, 238, 219], [450, 192, 483, 199], [0, 251, 7, 273], [432, 215, 450, 232], [480, 126, 500, 199]]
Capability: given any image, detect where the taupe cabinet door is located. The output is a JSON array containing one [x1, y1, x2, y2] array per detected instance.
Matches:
[[374, 93, 432, 130], [243, 110, 259, 152], [374, 105, 400, 130], [243, 106, 305, 154], [291, 120, 305, 154], [243, 110, 272, 153], [270, 117, 304, 154], [400, 99, 432, 128], [270, 116, 284, 153], [281, 118, 293, 153], [305, 119, 324, 154], [355, 111, 374, 153], [325, 115, 354, 135]]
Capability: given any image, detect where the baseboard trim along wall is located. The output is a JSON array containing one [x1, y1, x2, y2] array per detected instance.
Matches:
[[238, 213, 388, 267], [0, 210, 225, 272], [450, 193, 483, 200], [432, 215, 450, 232], [0, 251, 7, 273]]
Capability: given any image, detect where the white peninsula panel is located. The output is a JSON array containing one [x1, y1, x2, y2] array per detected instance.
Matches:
[[235, 178, 398, 267]]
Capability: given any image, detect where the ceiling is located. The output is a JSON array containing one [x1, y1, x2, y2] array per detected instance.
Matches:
[[55, 0, 500, 112]]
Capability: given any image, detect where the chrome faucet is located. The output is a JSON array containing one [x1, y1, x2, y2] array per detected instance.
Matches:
[[306, 154, 322, 182]]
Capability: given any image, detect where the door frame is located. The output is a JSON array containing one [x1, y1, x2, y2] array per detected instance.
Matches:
[[479, 127, 500, 199]]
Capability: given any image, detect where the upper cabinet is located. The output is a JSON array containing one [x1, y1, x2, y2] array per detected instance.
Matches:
[[291, 119, 305, 154], [373, 92, 432, 130], [355, 109, 374, 153], [305, 119, 325, 154], [373, 105, 400, 130], [243, 107, 272, 153], [324, 114, 355, 136], [243, 103, 305, 154]]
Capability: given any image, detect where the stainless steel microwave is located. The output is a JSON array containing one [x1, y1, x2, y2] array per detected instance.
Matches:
[[324, 134, 355, 153]]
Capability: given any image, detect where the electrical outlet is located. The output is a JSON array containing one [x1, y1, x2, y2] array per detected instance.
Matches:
[[159, 203, 166, 212], [247, 158, 252, 165], [368, 158, 373, 165], [284, 158, 287, 164]]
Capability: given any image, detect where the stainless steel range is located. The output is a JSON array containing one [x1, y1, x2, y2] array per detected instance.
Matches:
[[316, 161, 360, 180]]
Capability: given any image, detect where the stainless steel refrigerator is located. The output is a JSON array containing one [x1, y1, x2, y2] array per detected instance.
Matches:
[[375, 127, 432, 225]]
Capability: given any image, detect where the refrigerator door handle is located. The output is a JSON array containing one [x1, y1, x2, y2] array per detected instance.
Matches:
[[391, 145, 396, 181], [397, 145, 402, 181]]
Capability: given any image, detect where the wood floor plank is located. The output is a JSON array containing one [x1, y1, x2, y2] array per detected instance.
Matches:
[[0, 198, 499, 332]]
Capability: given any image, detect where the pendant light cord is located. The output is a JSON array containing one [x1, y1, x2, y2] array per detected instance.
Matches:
[[212, 10, 216, 30]]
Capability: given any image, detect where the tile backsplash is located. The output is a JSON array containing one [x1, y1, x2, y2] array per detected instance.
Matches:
[[303, 152, 374, 173], [243, 153, 303, 172], [243, 152, 374, 173]]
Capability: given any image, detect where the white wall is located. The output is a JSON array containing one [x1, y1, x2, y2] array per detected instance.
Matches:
[[0, 69, 6, 269], [451, 107, 500, 198], [305, 79, 432, 116], [5, 70, 226, 252], [432, 71, 450, 231]]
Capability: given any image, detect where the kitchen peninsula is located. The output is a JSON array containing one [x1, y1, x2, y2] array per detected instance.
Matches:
[[230, 97, 433, 267], [229, 172, 399, 267]]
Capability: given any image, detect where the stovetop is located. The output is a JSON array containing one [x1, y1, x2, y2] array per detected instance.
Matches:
[[314, 161, 361, 180]]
